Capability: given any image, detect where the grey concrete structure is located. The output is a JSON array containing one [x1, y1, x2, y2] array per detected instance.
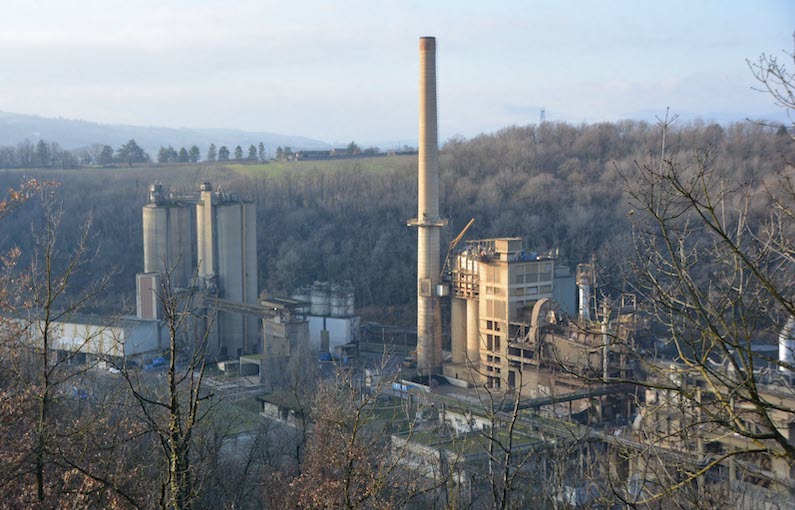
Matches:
[[135, 272, 161, 320], [450, 297, 467, 363], [196, 181, 258, 357], [409, 36, 445, 374], [142, 182, 194, 288], [466, 298, 480, 364]]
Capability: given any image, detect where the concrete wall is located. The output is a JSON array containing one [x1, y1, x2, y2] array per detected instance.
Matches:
[[32, 318, 160, 358], [306, 315, 358, 354]]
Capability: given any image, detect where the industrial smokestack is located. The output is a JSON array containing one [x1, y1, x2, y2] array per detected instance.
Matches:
[[410, 36, 444, 374]]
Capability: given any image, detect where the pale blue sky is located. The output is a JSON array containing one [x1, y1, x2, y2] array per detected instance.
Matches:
[[0, 0, 791, 145]]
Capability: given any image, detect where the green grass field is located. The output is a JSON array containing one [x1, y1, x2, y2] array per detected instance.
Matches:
[[222, 155, 416, 178], [1, 155, 417, 182]]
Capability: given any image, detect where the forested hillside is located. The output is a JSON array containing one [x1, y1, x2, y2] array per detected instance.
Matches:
[[0, 120, 790, 319]]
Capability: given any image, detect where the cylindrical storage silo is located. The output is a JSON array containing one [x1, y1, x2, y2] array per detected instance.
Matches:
[[143, 206, 167, 276], [451, 297, 467, 363], [143, 201, 194, 289], [167, 205, 193, 288], [466, 298, 480, 364]]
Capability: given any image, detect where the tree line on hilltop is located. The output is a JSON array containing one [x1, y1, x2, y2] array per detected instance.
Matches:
[[0, 139, 151, 168], [0, 118, 790, 318], [0, 137, 380, 169]]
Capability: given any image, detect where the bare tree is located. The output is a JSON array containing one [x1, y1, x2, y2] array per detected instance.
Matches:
[[622, 101, 795, 506], [0, 183, 146, 508], [748, 32, 795, 137], [263, 358, 433, 509], [119, 277, 215, 510]]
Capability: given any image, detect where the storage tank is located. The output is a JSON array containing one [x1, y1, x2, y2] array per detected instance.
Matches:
[[195, 181, 258, 356], [142, 183, 193, 288], [779, 316, 795, 373], [216, 199, 258, 355]]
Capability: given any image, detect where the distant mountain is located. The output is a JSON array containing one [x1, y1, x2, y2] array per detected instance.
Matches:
[[0, 111, 330, 156]]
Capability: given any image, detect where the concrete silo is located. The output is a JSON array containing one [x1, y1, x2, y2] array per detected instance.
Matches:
[[142, 182, 194, 288], [196, 181, 259, 357]]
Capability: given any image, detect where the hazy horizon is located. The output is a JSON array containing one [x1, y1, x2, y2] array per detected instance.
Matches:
[[1, 0, 792, 146]]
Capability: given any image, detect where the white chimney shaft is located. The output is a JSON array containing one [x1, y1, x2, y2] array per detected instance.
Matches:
[[415, 36, 443, 374]]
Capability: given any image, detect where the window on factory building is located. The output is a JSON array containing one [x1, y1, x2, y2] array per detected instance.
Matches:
[[494, 336, 501, 351], [486, 334, 493, 350], [486, 320, 493, 330], [540, 284, 552, 293], [494, 321, 501, 332]]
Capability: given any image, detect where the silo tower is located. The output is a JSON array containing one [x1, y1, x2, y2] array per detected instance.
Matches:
[[196, 181, 258, 357], [142, 182, 194, 288]]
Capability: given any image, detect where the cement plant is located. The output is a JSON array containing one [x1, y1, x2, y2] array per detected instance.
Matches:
[[2, 35, 794, 510]]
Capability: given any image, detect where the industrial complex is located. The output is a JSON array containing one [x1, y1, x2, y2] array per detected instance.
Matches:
[[25, 36, 795, 508]]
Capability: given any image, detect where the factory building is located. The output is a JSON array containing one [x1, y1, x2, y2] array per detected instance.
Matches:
[[291, 281, 359, 358], [444, 238, 559, 387], [22, 314, 163, 363], [251, 296, 310, 390]]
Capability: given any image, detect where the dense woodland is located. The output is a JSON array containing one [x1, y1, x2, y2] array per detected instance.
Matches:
[[1, 116, 793, 508], [0, 119, 791, 321]]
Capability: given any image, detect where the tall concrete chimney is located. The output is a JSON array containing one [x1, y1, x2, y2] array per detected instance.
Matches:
[[409, 36, 445, 374]]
